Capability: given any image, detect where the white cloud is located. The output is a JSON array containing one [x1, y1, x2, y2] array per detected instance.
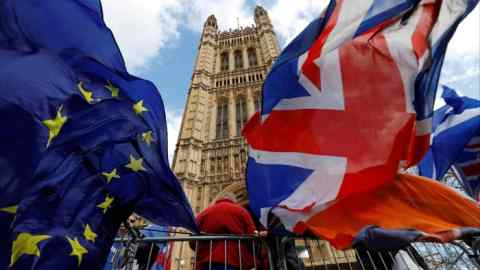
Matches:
[[101, 0, 254, 72], [102, 0, 185, 71], [165, 109, 184, 165], [261, 0, 328, 46]]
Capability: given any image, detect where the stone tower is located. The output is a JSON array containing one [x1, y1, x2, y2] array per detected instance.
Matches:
[[173, 6, 280, 214], [171, 6, 280, 269]]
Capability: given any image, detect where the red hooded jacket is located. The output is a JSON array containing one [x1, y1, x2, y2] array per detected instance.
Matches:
[[194, 198, 256, 269]]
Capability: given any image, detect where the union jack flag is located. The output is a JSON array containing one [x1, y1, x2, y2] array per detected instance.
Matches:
[[418, 86, 480, 200], [244, 0, 479, 245]]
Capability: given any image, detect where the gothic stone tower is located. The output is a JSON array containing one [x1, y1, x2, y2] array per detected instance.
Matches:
[[173, 6, 280, 214], [170, 6, 279, 269]]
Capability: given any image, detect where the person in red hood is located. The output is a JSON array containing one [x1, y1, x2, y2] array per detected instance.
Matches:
[[191, 193, 257, 270]]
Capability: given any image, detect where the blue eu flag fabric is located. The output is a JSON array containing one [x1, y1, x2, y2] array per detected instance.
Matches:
[[418, 86, 480, 199], [0, 0, 197, 269]]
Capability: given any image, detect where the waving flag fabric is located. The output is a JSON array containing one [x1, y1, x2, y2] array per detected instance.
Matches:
[[455, 140, 480, 201], [0, 0, 196, 269], [419, 86, 480, 200], [139, 225, 172, 270], [244, 0, 480, 248]]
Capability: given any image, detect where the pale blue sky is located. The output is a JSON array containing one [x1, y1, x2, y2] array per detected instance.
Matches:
[[101, 1, 479, 159]]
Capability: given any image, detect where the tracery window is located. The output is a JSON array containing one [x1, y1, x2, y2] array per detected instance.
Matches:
[[223, 156, 229, 172], [234, 154, 239, 171], [234, 50, 243, 70], [217, 157, 222, 173], [210, 158, 215, 174], [216, 101, 229, 139], [201, 159, 205, 175], [240, 149, 246, 167], [254, 95, 261, 112], [248, 48, 258, 67], [236, 97, 247, 136], [221, 52, 229, 71]]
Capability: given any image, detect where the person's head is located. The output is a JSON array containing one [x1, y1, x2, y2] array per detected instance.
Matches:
[[218, 191, 237, 203]]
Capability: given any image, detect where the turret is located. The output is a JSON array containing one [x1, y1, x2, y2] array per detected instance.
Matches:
[[193, 15, 218, 76], [254, 6, 272, 27], [204, 15, 218, 29], [254, 6, 279, 66]]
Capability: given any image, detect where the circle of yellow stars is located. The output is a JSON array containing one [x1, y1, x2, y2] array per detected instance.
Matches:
[[22, 81, 155, 267]]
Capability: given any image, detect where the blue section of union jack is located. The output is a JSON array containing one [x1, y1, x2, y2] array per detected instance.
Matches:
[[245, 0, 478, 229]]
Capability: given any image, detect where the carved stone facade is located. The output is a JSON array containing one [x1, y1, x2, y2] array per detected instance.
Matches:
[[171, 6, 279, 269], [173, 6, 279, 214]]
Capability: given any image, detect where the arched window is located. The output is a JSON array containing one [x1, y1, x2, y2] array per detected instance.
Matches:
[[216, 101, 229, 139], [254, 96, 261, 112], [220, 52, 229, 71], [234, 50, 243, 70], [217, 157, 222, 173], [236, 96, 247, 136], [247, 48, 258, 67], [234, 154, 239, 171], [240, 149, 246, 167], [223, 156, 229, 172], [210, 157, 215, 174]]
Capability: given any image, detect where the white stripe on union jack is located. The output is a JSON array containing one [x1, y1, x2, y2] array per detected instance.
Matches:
[[434, 108, 480, 136], [320, 0, 374, 57], [275, 50, 345, 111], [250, 148, 347, 211]]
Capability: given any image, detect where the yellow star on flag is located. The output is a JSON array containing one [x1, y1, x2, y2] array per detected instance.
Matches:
[[142, 131, 154, 146], [104, 81, 119, 98], [77, 82, 94, 104], [83, 224, 97, 243], [101, 169, 120, 183], [125, 155, 147, 172], [0, 205, 17, 214], [67, 237, 88, 267], [97, 195, 114, 214], [10, 233, 51, 267], [42, 106, 68, 147], [133, 100, 148, 115]]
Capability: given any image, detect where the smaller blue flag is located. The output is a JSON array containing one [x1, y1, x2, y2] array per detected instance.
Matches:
[[418, 86, 480, 199]]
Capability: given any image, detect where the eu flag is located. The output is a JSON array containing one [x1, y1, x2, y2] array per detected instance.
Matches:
[[0, 0, 197, 269]]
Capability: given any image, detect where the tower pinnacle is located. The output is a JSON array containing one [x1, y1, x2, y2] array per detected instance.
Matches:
[[204, 14, 218, 29]]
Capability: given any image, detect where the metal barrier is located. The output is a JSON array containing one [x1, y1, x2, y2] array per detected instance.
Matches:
[[110, 233, 480, 270], [112, 234, 273, 270]]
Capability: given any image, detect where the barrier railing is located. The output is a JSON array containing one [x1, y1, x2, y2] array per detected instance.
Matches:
[[110, 233, 480, 270]]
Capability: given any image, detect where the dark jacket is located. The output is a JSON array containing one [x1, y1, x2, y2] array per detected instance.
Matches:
[[193, 199, 256, 270]]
